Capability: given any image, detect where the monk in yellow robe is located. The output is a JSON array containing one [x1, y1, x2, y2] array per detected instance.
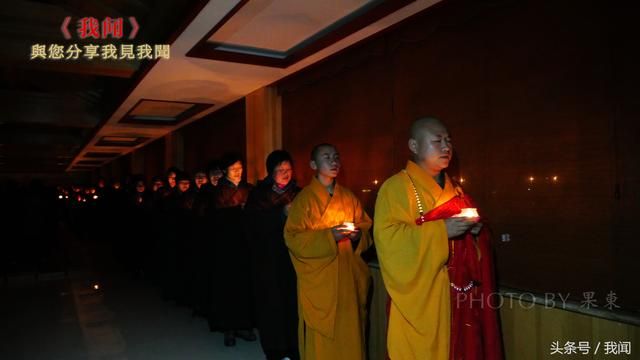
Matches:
[[284, 143, 372, 360], [374, 118, 480, 359]]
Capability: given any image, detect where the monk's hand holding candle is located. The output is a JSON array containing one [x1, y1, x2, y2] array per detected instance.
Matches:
[[331, 222, 361, 244], [346, 225, 361, 241], [446, 207, 481, 238], [470, 222, 483, 236], [331, 224, 353, 242], [347, 227, 362, 251], [445, 217, 478, 238], [333, 222, 362, 251]]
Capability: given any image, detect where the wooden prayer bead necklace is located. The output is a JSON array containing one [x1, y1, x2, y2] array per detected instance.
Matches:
[[403, 170, 475, 293], [402, 170, 427, 225]]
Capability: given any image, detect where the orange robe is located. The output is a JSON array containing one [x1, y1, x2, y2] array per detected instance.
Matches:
[[284, 177, 372, 360], [373, 160, 457, 360]]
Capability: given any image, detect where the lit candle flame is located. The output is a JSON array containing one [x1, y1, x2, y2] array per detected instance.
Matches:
[[93, 284, 100, 290], [342, 222, 355, 232], [453, 208, 479, 219]]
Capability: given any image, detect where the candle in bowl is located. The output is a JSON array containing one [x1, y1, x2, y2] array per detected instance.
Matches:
[[453, 208, 479, 219], [342, 222, 356, 232]]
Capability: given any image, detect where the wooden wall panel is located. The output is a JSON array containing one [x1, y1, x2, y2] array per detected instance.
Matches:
[[609, 3, 640, 318], [500, 304, 640, 360], [369, 264, 640, 360], [281, 40, 394, 215], [280, 0, 639, 309], [110, 154, 131, 182], [181, 99, 246, 176], [141, 137, 165, 179]]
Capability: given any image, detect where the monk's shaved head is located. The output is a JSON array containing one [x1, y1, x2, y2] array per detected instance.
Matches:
[[408, 116, 452, 177], [410, 117, 446, 140]]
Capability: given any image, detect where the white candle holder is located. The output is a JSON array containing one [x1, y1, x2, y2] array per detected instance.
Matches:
[[342, 222, 355, 231], [453, 208, 479, 219]]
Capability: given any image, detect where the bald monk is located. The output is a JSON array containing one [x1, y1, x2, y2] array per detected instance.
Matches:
[[284, 143, 372, 360], [374, 118, 502, 359]]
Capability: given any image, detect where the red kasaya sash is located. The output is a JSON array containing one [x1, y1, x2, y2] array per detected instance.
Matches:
[[421, 195, 504, 360]]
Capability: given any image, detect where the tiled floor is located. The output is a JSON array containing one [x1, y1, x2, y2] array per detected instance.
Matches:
[[1, 272, 264, 360]]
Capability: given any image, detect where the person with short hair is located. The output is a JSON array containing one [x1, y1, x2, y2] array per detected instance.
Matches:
[[284, 143, 372, 360], [374, 117, 502, 360]]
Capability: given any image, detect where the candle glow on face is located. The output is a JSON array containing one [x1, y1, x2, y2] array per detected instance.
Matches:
[[454, 208, 479, 219], [342, 222, 355, 232]]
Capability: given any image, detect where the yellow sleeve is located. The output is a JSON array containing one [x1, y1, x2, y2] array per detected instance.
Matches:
[[284, 190, 338, 337], [373, 179, 450, 333], [284, 191, 337, 261], [352, 195, 373, 256]]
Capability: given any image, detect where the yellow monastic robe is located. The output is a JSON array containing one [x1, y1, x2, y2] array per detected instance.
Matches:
[[373, 160, 458, 360], [284, 176, 372, 360]]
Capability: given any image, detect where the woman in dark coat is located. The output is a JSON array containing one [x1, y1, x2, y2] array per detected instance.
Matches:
[[245, 150, 301, 360], [208, 153, 256, 346]]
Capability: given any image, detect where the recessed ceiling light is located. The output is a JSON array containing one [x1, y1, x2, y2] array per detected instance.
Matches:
[[120, 99, 213, 126]]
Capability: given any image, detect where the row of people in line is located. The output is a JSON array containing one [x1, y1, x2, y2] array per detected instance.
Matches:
[[71, 117, 503, 360], [78, 152, 299, 359]]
